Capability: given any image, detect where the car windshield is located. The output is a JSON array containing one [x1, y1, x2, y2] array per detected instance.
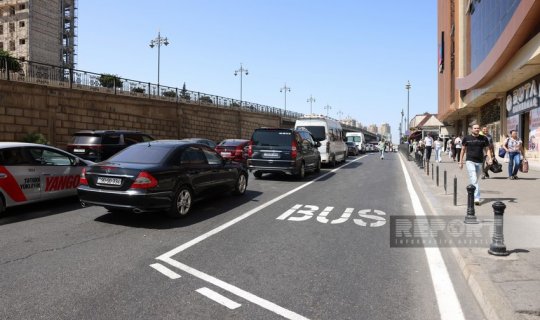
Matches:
[[252, 130, 292, 147], [347, 136, 362, 143], [71, 135, 101, 144], [301, 126, 325, 141], [108, 144, 173, 164]]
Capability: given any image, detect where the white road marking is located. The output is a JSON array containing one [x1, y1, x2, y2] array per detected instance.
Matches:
[[398, 155, 465, 320], [149, 263, 181, 279], [196, 287, 241, 310], [156, 155, 367, 320], [157, 155, 366, 261]]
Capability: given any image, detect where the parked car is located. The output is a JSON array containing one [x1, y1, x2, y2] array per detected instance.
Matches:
[[67, 130, 154, 162], [0, 142, 93, 214], [215, 139, 249, 164], [180, 138, 217, 149], [346, 141, 359, 156], [247, 127, 321, 179], [77, 140, 248, 217]]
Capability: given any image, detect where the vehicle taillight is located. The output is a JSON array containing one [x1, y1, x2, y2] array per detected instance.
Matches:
[[130, 171, 158, 189], [80, 168, 88, 185], [248, 141, 253, 157], [291, 140, 297, 159], [326, 141, 330, 154]]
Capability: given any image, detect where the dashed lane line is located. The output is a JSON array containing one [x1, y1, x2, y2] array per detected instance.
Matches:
[[149, 263, 181, 279], [196, 287, 242, 310]]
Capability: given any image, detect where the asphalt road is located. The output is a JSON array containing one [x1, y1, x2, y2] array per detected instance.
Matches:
[[0, 152, 486, 320]]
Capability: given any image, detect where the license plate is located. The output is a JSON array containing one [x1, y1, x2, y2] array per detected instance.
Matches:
[[220, 152, 231, 157], [97, 177, 122, 185], [263, 152, 279, 158], [73, 148, 85, 153]]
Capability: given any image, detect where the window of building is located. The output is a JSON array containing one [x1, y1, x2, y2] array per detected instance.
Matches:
[[19, 56, 25, 61], [9, 40, 15, 51], [19, 21, 25, 28], [9, 22, 14, 32], [19, 4, 25, 10], [9, 6, 15, 16], [19, 38, 25, 45], [0, 25, 3, 35], [0, 42, 3, 51]]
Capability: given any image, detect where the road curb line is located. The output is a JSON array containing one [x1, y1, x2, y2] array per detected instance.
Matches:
[[400, 155, 521, 320]]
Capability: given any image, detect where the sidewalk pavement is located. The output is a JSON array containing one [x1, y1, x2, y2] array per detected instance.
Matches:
[[403, 152, 540, 320]]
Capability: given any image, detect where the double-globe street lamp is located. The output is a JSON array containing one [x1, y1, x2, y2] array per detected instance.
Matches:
[[405, 80, 411, 137], [234, 63, 248, 105], [149, 31, 169, 89], [307, 95, 316, 114], [280, 83, 291, 113]]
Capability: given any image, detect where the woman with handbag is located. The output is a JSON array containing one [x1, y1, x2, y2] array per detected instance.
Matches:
[[504, 130, 526, 180]]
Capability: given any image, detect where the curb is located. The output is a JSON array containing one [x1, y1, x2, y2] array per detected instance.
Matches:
[[401, 154, 523, 320]]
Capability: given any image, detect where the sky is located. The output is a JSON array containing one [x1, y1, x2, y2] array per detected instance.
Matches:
[[77, 1, 438, 144]]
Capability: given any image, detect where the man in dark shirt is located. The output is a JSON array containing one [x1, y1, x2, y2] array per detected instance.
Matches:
[[481, 126, 494, 179], [459, 124, 492, 205]]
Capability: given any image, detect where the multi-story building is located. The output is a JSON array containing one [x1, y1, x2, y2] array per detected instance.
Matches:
[[438, 0, 540, 160], [367, 124, 378, 134], [0, 0, 77, 68], [380, 123, 391, 142]]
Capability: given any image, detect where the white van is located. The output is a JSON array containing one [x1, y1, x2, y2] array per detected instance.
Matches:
[[345, 132, 365, 154], [295, 115, 347, 166]]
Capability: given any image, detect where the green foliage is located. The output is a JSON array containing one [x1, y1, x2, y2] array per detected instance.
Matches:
[[199, 96, 213, 104], [0, 50, 22, 72], [180, 82, 190, 100], [21, 132, 48, 144], [131, 87, 145, 93], [162, 90, 177, 98], [99, 73, 123, 88]]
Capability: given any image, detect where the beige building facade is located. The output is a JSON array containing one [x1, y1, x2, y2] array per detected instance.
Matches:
[[0, 0, 76, 68]]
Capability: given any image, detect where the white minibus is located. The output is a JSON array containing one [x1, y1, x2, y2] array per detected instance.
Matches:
[[345, 132, 365, 154], [295, 115, 347, 166]]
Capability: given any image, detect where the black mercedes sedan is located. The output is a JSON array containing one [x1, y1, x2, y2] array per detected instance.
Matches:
[[77, 140, 248, 218]]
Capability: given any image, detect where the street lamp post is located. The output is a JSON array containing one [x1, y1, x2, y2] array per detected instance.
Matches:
[[337, 110, 343, 120], [324, 104, 332, 117], [307, 95, 316, 114], [405, 81, 411, 136], [400, 109, 404, 142], [234, 63, 248, 105], [280, 83, 291, 112], [149, 31, 169, 88]]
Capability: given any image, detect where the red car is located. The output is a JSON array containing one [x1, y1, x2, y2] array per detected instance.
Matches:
[[215, 139, 249, 164]]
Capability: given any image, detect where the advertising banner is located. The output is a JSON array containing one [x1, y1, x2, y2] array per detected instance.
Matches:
[[529, 107, 540, 152]]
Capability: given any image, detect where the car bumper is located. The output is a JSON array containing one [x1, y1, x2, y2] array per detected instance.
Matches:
[[247, 159, 298, 175], [77, 186, 173, 212]]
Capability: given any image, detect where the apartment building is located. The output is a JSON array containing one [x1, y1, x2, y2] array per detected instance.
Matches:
[[0, 0, 77, 68], [438, 0, 540, 159]]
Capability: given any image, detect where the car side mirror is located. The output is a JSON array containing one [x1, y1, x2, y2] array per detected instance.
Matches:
[[315, 141, 321, 148]]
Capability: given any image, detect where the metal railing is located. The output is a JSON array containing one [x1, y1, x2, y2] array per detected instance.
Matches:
[[0, 58, 304, 119]]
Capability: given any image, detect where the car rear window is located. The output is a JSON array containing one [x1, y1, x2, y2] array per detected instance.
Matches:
[[219, 140, 246, 147], [301, 126, 325, 141], [251, 130, 292, 147], [108, 144, 172, 164], [71, 135, 101, 144]]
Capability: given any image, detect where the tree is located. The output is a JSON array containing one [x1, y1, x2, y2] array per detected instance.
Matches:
[[162, 90, 176, 98], [21, 132, 48, 144], [180, 82, 191, 100], [0, 50, 22, 72], [199, 96, 213, 104], [131, 87, 145, 93], [99, 73, 123, 88]]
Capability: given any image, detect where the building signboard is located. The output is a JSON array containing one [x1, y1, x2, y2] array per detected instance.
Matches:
[[506, 75, 540, 116]]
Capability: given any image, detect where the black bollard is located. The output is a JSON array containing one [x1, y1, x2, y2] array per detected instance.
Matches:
[[426, 160, 429, 175], [432, 163, 434, 180], [453, 176, 457, 206], [464, 184, 479, 224], [488, 201, 510, 256], [419, 155, 424, 169], [444, 170, 447, 194], [436, 166, 439, 186]]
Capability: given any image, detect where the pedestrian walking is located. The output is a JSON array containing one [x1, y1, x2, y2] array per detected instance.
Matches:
[[434, 137, 443, 163], [481, 126, 494, 179], [424, 133, 434, 162], [502, 130, 526, 179], [378, 140, 385, 160], [459, 125, 492, 205], [450, 135, 456, 161], [454, 134, 463, 163]]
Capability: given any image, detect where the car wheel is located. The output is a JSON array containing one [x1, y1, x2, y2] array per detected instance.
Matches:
[[253, 171, 262, 179], [297, 162, 305, 179], [330, 155, 336, 167], [0, 195, 5, 215], [167, 186, 193, 218], [314, 159, 321, 173], [233, 173, 248, 195]]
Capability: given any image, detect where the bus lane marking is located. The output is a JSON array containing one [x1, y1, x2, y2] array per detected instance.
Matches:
[[150, 263, 181, 279], [196, 287, 241, 310], [155, 155, 367, 320]]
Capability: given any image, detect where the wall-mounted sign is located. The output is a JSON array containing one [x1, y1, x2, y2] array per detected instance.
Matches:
[[506, 76, 540, 116]]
